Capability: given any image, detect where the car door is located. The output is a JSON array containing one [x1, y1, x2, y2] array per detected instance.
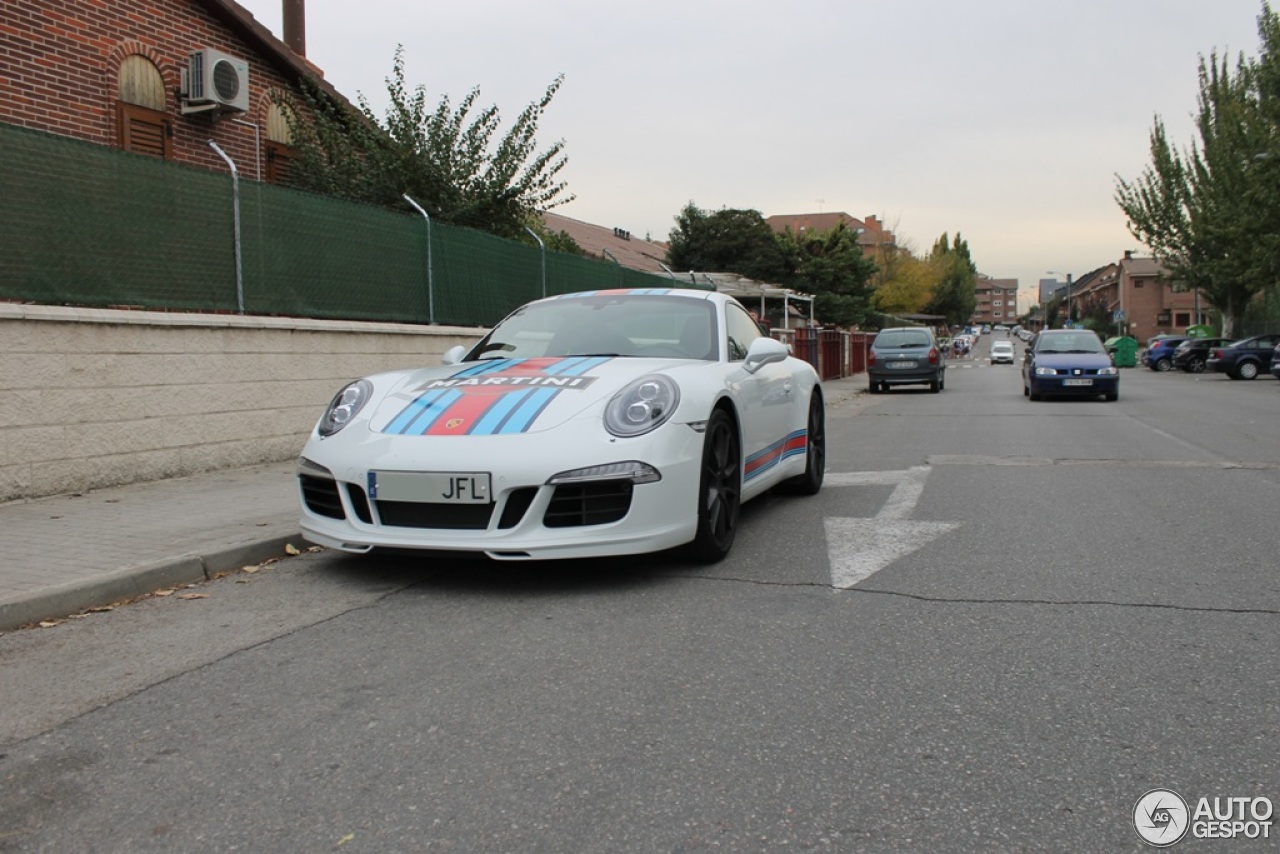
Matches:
[[724, 303, 792, 483]]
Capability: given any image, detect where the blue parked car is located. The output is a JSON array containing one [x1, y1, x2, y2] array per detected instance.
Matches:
[[1022, 329, 1119, 402], [1271, 344, 1280, 380], [1207, 333, 1280, 379], [1141, 335, 1188, 372]]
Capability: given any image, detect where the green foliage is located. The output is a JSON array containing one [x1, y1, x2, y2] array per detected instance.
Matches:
[[282, 46, 573, 241], [665, 205, 878, 327], [872, 250, 941, 316], [777, 222, 878, 327], [665, 204, 791, 282], [923, 233, 977, 325], [1115, 4, 1280, 335]]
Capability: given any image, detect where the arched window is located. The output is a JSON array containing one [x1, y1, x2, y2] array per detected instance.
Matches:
[[264, 100, 295, 183], [116, 55, 171, 158]]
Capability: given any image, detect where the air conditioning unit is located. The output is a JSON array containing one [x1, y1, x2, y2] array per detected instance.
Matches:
[[181, 48, 249, 115]]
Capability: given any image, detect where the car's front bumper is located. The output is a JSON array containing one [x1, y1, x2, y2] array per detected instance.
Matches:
[[1027, 375, 1119, 396], [297, 418, 705, 560]]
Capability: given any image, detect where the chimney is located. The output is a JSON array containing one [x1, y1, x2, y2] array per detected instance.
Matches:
[[283, 0, 305, 56]]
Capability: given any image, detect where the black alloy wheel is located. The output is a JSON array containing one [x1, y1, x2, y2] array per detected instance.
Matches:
[[782, 394, 825, 496], [688, 408, 741, 563]]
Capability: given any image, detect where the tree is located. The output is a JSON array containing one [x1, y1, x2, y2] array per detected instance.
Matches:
[[665, 204, 791, 282], [1115, 4, 1280, 335], [778, 222, 878, 328], [871, 251, 938, 316], [923, 233, 977, 325], [283, 46, 573, 241]]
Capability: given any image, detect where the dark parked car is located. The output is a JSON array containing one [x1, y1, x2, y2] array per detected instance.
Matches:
[[1271, 344, 1280, 380], [1022, 329, 1119, 401], [1206, 333, 1280, 379], [1172, 337, 1233, 373], [1142, 335, 1188, 371], [868, 327, 945, 393]]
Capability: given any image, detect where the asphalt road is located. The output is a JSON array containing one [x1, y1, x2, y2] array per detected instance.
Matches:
[[2, 337, 1277, 852]]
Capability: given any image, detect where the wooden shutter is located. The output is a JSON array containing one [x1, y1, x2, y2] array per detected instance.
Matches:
[[117, 101, 172, 159]]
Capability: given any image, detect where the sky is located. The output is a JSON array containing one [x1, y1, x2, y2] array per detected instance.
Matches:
[[235, 0, 1270, 311]]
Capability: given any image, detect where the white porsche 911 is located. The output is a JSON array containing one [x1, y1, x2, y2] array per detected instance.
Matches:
[[297, 288, 825, 562]]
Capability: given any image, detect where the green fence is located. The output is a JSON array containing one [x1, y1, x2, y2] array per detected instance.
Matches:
[[0, 123, 692, 326]]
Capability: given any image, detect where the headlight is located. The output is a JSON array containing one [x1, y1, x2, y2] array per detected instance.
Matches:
[[317, 379, 373, 437], [1098, 366, 1118, 376], [604, 375, 680, 437], [1034, 366, 1059, 376]]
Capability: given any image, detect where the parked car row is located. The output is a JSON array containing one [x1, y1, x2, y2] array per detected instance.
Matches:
[[1206, 334, 1280, 379], [1139, 332, 1280, 381]]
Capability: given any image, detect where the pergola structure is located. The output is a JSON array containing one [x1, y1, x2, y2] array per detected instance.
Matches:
[[677, 272, 815, 329]]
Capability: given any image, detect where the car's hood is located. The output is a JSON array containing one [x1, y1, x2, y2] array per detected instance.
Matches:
[[1034, 352, 1112, 370], [365, 356, 698, 437]]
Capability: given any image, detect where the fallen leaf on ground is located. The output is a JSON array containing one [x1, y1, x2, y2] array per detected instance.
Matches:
[[284, 543, 301, 556], [177, 593, 210, 600]]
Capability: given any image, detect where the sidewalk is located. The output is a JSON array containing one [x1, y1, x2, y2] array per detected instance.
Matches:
[[0, 374, 870, 634], [0, 460, 301, 633]]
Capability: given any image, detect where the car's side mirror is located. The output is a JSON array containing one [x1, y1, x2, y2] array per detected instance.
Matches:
[[743, 337, 789, 374], [442, 344, 467, 365]]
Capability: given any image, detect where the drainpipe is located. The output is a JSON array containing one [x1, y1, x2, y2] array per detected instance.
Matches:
[[207, 140, 244, 314], [403, 195, 435, 324]]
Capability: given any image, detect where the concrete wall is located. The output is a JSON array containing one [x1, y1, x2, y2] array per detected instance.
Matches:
[[0, 304, 484, 502]]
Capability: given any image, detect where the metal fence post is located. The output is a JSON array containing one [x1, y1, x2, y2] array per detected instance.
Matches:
[[402, 195, 435, 324], [524, 226, 546, 297], [206, 141, 244, 314]]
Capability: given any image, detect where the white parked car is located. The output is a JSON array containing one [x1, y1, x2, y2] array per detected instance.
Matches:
[[298, 288, 825, 563], [990, 340, 1016, 364]]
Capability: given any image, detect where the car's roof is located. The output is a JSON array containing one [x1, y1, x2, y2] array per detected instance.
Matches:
[[533, 287, 721, 307]]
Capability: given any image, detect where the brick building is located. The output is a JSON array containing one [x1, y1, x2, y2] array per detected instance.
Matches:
[[1, 0, 343, 182], [972, 275, 1019, 326], [1073, 253, 1208, 341]]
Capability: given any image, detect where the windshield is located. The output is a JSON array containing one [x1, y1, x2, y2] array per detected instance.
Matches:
[[1036, 334, 1105, 355], [466, 294, 719, 361], [874, 330, 932, 348]]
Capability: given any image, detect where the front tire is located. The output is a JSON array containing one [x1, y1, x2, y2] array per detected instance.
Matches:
[[1238, 361, 1259, 380], [688, 408, 741, 563], [781, 394, 825, 496], [1188, 356, 1206, 373]]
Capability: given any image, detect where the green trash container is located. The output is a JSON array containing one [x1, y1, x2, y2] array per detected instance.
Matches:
[[1106, 336, 1138, 367]]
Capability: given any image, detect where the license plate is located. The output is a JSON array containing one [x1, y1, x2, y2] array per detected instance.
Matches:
[[888, 361, 916, 369], [1063, 378, 1093, 387], [369, 471, 491, 504]]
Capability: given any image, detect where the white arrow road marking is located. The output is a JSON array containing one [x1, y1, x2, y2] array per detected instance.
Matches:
[[824, 467, 960, 589]]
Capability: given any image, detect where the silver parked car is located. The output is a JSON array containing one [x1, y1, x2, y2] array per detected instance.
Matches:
[[868, 327, 945, 393]]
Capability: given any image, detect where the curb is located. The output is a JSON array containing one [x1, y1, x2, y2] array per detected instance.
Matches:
[[0, 533, 301, 634]]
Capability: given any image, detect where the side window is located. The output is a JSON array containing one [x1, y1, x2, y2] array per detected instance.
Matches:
[[116, 55, 170, 158], [725, 304, 765, 361]]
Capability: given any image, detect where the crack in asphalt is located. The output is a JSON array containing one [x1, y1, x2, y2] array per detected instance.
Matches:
[[679, 573, 1280, 615]]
